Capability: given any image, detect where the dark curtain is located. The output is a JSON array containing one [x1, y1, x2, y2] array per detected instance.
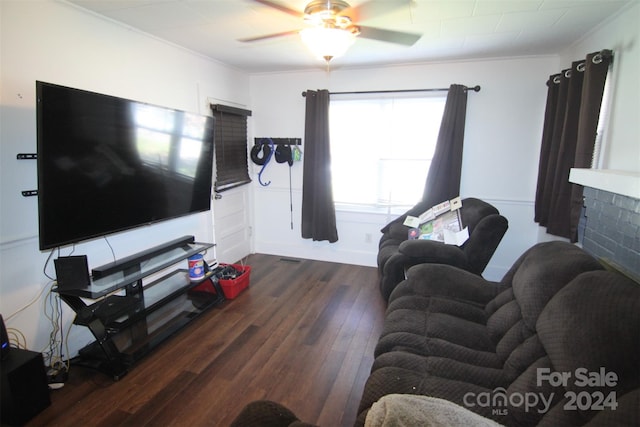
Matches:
[[546, 61, 585, 237], [570, 51, 613, 238], [534, 50, 612, 241], [421, 84, 469, 207], [534, 73, 561, 224], [301, 89, 338, 243]]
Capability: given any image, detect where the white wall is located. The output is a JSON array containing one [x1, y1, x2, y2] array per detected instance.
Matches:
[[560, 1, 639, 172], [0, 1, 250, 356], [249, 55, 561, 279]]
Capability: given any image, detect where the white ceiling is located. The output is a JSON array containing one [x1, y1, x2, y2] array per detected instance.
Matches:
[[66, 0, 633, 73]]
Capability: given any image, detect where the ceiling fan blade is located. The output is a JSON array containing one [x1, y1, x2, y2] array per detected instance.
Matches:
[[251, 0, 304, 18], [238, 29, 301, 43], [358, 25, 421, 46], [341, 0, 411, 22]]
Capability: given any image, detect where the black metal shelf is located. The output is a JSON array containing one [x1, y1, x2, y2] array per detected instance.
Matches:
[[55, 235, 224, 380], [60, 239, 214, 299]]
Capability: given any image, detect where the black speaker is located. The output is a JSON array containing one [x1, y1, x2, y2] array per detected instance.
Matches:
[[0, 314, 9, 360], [54, 255, 91, 290], [1, 348, 51, 425]]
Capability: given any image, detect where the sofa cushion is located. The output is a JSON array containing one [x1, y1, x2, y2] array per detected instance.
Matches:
[[374, 334, 503, 368], [509, 242, 603, 332], [389, 264, 504, 307], [386, 295, 487, 324], [372, 352, 509, 389], [536, 270, 640, 424], [501, 333, 546, 382], [504, 356, 566, 426], [483, 241, 604, 361], [380, 307, 493, 349], [486, 299, 522, 345], [484, 287, 515, 317]]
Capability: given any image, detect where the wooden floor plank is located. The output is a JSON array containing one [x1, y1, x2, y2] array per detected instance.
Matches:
[[26, 254, 386, 427]]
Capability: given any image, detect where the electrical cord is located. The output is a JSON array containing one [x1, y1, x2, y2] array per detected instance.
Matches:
[[6, 253, 70, 382], [43, 247, 58, 281], [103, 236, 116, 261], [5, 281, 54, 322], [43, 284, 70, 385], [10, 239, 123, 389], [7, 328, 27, 349], [43, 246, 77, 384]]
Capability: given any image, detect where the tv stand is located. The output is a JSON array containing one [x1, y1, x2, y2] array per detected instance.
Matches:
[[54, 236, 224, 380]]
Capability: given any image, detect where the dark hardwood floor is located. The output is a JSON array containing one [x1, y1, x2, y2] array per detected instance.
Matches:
[[27, 254, 386, 427]]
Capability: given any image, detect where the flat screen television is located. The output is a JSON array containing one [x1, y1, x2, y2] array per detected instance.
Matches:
[[36, 81, 215, 250]]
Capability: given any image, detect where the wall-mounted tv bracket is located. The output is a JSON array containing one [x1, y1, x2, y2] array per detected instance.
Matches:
[[17, 153, 38, 197], [254, 137, 301, 146]]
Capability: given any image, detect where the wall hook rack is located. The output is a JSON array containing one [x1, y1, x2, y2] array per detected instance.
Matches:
[[254, 138, 301, 146]]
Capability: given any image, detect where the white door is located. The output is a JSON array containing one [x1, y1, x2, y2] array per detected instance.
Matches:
[[212, 185, 252, 264]]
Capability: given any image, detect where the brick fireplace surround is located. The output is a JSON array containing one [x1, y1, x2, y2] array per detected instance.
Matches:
[[571, 169, 640, 281]]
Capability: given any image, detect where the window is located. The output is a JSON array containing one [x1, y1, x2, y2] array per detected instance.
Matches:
[[591, 72, 613, 168], [133, 104, 209, 179], [329, 94, 446, 212], [210, 104, 252, 192]]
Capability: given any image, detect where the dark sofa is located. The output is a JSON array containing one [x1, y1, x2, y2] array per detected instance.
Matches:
[[356, 241, 640, 426]]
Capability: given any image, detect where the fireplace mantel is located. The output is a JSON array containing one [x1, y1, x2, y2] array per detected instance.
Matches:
[[569, 168, 640, 198]]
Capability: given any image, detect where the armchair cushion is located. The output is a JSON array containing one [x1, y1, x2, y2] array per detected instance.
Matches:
[[399, 239, 468, 263]]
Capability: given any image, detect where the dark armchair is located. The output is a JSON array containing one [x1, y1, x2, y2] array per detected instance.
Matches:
[[377, 198, 508, 301]]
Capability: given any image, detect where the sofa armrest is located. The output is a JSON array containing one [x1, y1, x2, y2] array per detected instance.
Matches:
[[388, 223, 410, 241], [463, 214, 508, 274], [399, 239, 468, 267]]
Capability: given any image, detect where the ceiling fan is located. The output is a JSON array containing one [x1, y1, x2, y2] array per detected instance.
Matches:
[[240, 0, 422, 62]]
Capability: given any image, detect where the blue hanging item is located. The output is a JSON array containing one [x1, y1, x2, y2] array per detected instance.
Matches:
[[251, 138, 274, 186]]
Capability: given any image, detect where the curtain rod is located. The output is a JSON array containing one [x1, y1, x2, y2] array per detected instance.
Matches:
[[301, 85, 480, 97]]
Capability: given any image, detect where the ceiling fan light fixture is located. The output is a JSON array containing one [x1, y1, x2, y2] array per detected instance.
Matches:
[[300, 27, 357, 62]]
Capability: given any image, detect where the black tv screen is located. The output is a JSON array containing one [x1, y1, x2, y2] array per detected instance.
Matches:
[[36, 81, 215, 250]]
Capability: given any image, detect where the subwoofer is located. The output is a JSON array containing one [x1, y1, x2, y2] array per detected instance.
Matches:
[[1, 348, 51, 425]]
